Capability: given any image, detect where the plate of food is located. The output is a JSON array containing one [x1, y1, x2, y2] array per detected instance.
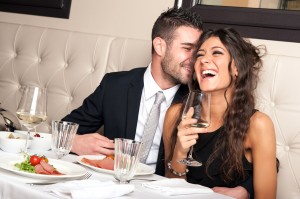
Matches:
[[0, 155, 87, 180], [77, 155, 155, 176]]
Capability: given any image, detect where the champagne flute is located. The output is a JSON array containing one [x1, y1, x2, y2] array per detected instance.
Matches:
[[178, 90, 211, 167], [16, 86, 47, 153]]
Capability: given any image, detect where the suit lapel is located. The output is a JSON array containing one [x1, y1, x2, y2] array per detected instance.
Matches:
[[173, 84, 189, 104], [125, 71, 144, 140]]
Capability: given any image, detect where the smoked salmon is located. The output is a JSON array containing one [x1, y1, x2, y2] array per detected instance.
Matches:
[[81, 157, 114, 170]]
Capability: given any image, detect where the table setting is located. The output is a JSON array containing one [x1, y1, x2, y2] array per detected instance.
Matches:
[[0, 85, 233, 199]]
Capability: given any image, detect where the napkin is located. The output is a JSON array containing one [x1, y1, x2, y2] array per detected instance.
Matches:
[[40, 180, 134, 199], [142, 178, 213, 196]]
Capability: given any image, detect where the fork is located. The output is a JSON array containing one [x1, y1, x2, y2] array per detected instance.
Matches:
[[81, 172, 92, 180], [28, 172, 92, 185]]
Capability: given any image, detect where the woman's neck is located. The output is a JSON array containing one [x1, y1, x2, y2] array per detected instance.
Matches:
[[208, 91, 231, 131]]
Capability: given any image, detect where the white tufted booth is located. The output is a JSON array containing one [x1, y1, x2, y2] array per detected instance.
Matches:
[[0, 21, 151, 132], [0, 22, 299, 198], [251, 38, 300, 199]]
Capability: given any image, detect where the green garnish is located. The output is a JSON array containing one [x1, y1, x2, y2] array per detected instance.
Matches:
[[14, 154, 35, 173]]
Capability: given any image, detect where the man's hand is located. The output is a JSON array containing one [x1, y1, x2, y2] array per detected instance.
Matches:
[[71, 133, 115, 155], [212, 186, 249, 199]]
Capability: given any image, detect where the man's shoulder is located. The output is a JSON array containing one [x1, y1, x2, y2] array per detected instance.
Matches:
[[105, 67, 146, 79]]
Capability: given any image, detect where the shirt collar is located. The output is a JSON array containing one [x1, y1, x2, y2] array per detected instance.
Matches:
[[144, 64, 180, 106]]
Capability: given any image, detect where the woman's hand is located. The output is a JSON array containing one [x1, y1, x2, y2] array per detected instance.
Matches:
[[175, 107, 207, 156]]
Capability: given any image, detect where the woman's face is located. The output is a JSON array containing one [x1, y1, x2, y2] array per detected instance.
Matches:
[[194, 36, 237, 93]]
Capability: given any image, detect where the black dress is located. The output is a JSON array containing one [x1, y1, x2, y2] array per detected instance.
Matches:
[[187, 126, 254, 198]]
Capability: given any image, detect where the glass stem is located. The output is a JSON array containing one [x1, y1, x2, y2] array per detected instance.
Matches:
[[188, 146, 194, 159], [24, 130, 30, 153]]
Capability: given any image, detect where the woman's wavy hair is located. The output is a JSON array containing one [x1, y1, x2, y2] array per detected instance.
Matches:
[[200, 28, 264, 182], [168, 27, 265, 183]]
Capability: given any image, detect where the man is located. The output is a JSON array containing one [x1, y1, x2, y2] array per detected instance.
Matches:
[[62, 7, 203, 175]]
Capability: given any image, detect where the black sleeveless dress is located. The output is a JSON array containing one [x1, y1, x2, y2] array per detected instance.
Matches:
[[186, 126, 254, 198]]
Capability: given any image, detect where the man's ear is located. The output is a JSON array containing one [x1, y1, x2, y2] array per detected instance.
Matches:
[[153, 37, 166, 56]]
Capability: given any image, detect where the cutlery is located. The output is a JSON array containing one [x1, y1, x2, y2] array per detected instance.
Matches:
[[28, 172, 92, 185], [113, 176, 158, 183]]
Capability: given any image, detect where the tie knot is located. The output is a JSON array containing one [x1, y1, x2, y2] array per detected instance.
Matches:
[[154, 91, 165, 105]]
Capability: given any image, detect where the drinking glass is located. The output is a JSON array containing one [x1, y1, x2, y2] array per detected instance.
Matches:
[[16, 86, 47, 153], [178, 90, 211, 167], [51, 120, 78, 159], [114, 138, 142, 184]]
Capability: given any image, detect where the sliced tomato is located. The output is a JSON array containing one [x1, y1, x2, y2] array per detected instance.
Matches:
[[30, 155, 41, 166]]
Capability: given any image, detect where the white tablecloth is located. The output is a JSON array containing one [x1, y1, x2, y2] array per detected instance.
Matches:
[[0, 149, 233, 199]]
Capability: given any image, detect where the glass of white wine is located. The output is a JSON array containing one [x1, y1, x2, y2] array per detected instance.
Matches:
[[178, 90, 211, 167], [16, 86, 47, 153]]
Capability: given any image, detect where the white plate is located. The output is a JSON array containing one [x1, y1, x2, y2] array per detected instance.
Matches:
[[77, 155, 155, 176], [0, 156, 87, 180]]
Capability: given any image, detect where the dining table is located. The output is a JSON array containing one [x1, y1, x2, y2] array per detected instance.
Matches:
[[0, 149, 234, 199]]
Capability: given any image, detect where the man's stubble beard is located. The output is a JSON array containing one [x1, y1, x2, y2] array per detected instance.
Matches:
[[161, 51, 190, 85]]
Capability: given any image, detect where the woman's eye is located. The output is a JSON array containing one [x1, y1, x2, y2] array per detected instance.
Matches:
[[213, 51, 223, 55], [196, 53, 204, 58]]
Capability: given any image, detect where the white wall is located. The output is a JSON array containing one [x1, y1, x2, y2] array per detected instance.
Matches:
[[0, 0, 174, 40]]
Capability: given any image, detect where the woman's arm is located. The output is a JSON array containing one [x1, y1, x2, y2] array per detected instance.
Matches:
[[163, 104, 205, 178], [163, 104, 186, 178], [248, 112, 277, 199]]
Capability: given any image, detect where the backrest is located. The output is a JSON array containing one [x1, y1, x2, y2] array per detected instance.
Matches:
[[0, 22, 151, 132], [251, 38, 300, 199]]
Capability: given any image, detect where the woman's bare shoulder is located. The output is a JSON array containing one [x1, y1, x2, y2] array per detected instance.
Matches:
[[166, 103, 182, 116], [248, 111, 275, 142], [164, 103, 182, 136]]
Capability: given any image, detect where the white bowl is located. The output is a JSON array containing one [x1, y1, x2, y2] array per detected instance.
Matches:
[[14, 130, 52, 151], [0, 131, 33, 153]]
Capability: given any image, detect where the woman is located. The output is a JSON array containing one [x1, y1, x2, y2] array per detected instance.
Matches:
[[163, 28, 277, 199]]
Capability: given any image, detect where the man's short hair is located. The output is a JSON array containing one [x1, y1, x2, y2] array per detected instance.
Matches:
[[151, 7, 203, 53]]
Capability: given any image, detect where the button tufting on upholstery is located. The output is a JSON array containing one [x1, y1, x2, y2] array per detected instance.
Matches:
[[64, 63, 68, 68], [38, 58, 42, 63], [284, 146, 290, 151], [69, 96, 73, 101], [91, 68, 95, 73], [270, 102, 275, 107]]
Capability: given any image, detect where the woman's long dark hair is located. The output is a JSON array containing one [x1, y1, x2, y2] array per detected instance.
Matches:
[[168, 28, 264, 183]]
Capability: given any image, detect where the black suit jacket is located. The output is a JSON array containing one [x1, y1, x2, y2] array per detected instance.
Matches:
[[63, 67, 189, 175]]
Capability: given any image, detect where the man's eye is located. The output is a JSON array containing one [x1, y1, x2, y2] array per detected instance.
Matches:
[[184, 47, 191, 51]]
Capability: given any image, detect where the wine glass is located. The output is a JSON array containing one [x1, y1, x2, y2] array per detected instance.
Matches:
[[16, 86, 47, 153], [178, 90, 211, 167]]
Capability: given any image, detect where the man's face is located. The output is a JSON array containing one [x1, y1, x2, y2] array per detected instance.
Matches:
[[161, 26, 202, 85]]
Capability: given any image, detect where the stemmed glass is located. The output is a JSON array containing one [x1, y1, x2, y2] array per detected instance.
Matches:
[[16, 86, 47, 153], [178, 90, 211, 167]]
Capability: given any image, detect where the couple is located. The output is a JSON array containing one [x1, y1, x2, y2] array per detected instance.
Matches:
[[63, 7, 277, 199]]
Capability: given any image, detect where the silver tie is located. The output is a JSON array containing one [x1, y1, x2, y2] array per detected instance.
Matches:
[[140, 91, 165, 163]]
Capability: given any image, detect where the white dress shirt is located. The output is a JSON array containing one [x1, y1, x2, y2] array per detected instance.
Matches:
[[135, 64, 180, 169]]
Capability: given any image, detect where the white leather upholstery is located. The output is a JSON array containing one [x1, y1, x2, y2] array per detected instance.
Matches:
[[253, 45, 300, 199], [0, 22, 151, 132], [0, 22, 299, 198]]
